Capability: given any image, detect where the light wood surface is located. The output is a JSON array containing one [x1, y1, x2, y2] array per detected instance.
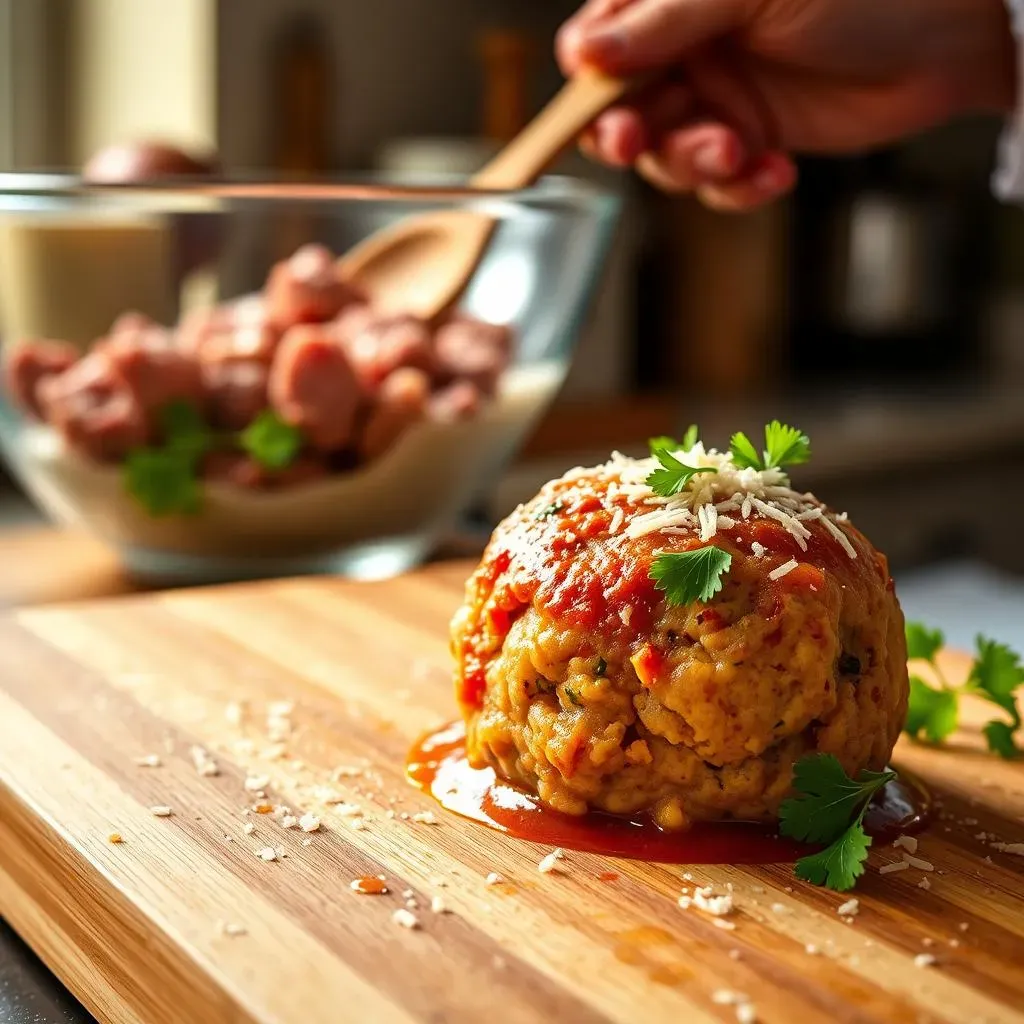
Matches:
[[0, 562, 1022, 1024], [0, 526, 137, 609]]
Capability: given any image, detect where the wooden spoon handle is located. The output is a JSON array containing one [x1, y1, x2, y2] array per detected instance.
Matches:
[[470, 70, 634, 191]]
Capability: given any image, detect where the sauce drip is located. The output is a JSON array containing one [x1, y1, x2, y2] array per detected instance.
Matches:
[[407, 721, 930, 865], [350, 876, 389, 895]]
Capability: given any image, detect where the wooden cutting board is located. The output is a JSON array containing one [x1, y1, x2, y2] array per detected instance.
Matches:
[[1, 562, 1023, 1024]]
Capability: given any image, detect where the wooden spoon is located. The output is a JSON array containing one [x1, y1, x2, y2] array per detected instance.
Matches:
[[337, 70, 634, 320]]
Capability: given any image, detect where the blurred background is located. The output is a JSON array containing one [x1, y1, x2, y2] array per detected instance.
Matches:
[[1, 0, 1024, 645]]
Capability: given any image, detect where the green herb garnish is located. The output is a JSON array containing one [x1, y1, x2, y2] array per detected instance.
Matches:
[[649, 547, 732, 606], [534, 502, 564, 521], [124, 402, 305, 517], [594, 657, 607, 677], [904, 622, 1024, 758], [646, 448, 717, 498], [241, 410, 303, 470], [124, 448, 203, 517], [729, 421, 810, 472], [564, 686, 582, 707], [779, 753, 896, 891]]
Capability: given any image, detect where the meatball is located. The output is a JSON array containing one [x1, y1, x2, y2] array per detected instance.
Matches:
[[4, 339, 79, 419], [265, 244, 364, 331], [268, 324, 364, 451], [451, 455, 908, 830]]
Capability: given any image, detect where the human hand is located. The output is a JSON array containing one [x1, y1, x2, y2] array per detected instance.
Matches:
[[558, 0, 1017, 210]]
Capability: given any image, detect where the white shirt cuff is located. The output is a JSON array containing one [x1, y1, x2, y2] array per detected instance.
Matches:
[[993, 0, 1024, 200]]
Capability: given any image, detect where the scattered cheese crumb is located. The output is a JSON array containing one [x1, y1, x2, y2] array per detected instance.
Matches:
[[893, 835, 918, 855], [349, 818, 367, 831], [693, 888, 734, 917], [677, 896, 692, 910], [914, 954, 937, 968], [751, 541, 766, 557], [771, 903, 788, 914], [958, 922, 969, 932], [243, 822, 256, 835], [902, 855, 934, 872], [431, 896, 449, 914], [713, 990, 746, 1005], [713, 918, 736, 931], [837, 898, 859, 918], [392, 908, 420, 930], [878, 861, 909, 875], [225, 701, 244, 726], [991, 842, 1024, 856], [736, 1004, 757, 1024], [298, 813, 320, 833], [804, 944, 819, 955], [301, 838, 312, 847], [486, 873, 504, 886], [538, 849, 564, 874], [108, 833, 124, 844], [134, 754, 162, 768], [256, 847, 278, 862], [150, 806, 173, 817], [218, 921, 247, 937], [412, 811, 438, 825], [190, 746, 219, 777], [280, 815, 298, 830], [917, 878, 931, 891], [333, 803, 362, 817], [244, 775, 271, 793]]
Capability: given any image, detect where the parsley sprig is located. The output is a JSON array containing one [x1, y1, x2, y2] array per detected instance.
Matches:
[[779, 754, 896, 891], [649, 547, 732, 605], [124, 401, 304, 517], [646, 429, 716, 498], [730, 421, 811, 473], [904, 622, 1024, 758]]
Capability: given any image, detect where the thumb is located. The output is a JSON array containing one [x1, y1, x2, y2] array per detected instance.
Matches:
[[565, 0, 746, 74]]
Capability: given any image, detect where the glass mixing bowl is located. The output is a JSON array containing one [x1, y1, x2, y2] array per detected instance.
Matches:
[[0, 174, 618, 582]]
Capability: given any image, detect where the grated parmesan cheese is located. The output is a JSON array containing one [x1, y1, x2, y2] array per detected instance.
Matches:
[[991, 842, 1024, 855], [538, 848, 564, 874], [606, 442, 853, 555], [878, 861, 909, 875], [768, 559, 799, 581], [893, 835, 918, 855]]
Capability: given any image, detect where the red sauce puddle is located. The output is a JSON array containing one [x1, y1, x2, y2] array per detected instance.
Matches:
[[407, 721, 931, 865]]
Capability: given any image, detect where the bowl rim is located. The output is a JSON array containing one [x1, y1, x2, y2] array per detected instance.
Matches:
[[0, 171, 617, 207]]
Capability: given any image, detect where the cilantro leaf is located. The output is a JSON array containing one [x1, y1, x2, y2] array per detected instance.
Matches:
[[646, 449, 717, 497], [124, 449, 202, 517], [905, 676, 959, 744], [241, 410, 303, 470], [729, 431, 762, 470], [905, 622, 944, 663], [649, 547, 732, 606], [983, 720, 1019, 759], [969, 635, 1024, 726], [681, 424, 700, 449], [160, 400, 212, 458], [763, 421, 811, 470], [794, 823, 872, 892], [778, 753, 895, 844], [648, 435, 678, 455]]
